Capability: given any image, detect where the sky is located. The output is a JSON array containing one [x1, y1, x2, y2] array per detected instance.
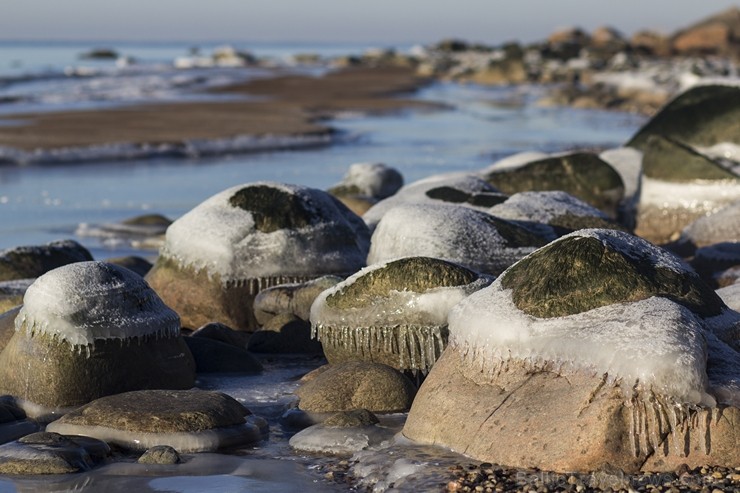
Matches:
[[1, 1, 738, 45]]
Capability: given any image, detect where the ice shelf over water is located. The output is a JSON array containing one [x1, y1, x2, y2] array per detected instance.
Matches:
[[16, 261, 180, 348]]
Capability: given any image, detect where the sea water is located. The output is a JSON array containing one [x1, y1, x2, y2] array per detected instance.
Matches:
[[0, 41, 645, 492]]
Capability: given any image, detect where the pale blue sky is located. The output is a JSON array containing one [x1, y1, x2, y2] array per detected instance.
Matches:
[[1, 1, 738, 44]]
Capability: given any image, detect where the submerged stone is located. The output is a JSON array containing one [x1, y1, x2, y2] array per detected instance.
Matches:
[[0, 432, 110, 474], [311, 257, 492, 373], [0, 240, 92, 282], [46, 389, 264, 452], [482, 152, 625, 220], [367, 203, 545, 276], [137, 445, 181, 465], [0, 261, 195, 418], [146, 182, 370, 331], [288, 407, 394, 454]]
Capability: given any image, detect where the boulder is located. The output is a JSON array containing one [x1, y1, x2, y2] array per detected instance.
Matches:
[[488, 190, 627, 241], [0, 240, 92, 282], [146, 182, 370, 331], [137, 445, 181, 465], [0, 397, 37, 445], [183, 336, 263, 373], [311, 257, 491, 373], [403, 229, 740, 473], [630, 30, 671, 57], [46, 389, 265, 452], [247, 314, 323, 354], [0, 432, 109, 474], [105, 256, 153, 277], [253, 275, 342, 326], [328, 162, 404, 207], [296, 361, 416, 413], [288, 409, 394, 454], [482, 152, 625, 220], [635, 136, 739, 244], [0, 262, 195, 419], [367, 203, 545, 275], [363, 173, 506, 232], [675, 200, 740, 253], [670, 7, 740, 57], [190, 322, 250, 348]]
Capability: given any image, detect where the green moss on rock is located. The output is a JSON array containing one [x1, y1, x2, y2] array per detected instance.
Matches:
[[642, 135, 738, 182], [501, 235, 724, 318], [229, 185, 314, 233], [425, 186, 508, 207], [326, 257, 478, 310]]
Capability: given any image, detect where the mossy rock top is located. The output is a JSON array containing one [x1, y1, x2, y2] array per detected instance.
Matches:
[[483, 152, 625, 218], [325, 257, 480, 310], [642, 135, 739, 182], [121, 213, 172, 227], [500, 229, 725, 319], [425, 186, 509, 208], [0, 240, 93, 282], [51, 390, 249, 433], [229, 184, 319, 233], [627, 84, 740, 150]]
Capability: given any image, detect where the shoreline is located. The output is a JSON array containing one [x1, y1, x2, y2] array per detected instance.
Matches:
[[0, 66, 438, 161]]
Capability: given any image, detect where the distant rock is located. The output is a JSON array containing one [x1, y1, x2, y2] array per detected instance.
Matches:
[[183, 336, 263, 373], [296, 361, 417, 413], [311, 257, 491, 373], [0, 240, 92, 282], [247, 313, 323, 354], [0, 262, 195, 418], [47, 389, 265, 452], [190, 322, 250, 348], [0, 279, 32, 315], [79, 48, 119, 60], [630, 30, 671, 56], [671, 7, 740, 57], [146, 182, 370, 331], [328, 163, 404, 215], [105, 256, 153, 277], [404, 229, 740, 473], [253, 275, 342, 327]]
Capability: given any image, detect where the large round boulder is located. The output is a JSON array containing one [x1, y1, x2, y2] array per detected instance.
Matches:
[[311, 257, 492, 373], [481, 151, 625, 220], [367, 203, 546, 275], [404, 229, 740, 473], [46, 389, 265, 452], [146, 182, 370, 331], [0, 262, 195, 419]]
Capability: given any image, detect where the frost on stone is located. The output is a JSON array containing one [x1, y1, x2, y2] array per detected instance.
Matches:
[[328, 162, 404, 200], [362, 173, 503, 232], [639, 176, 740, 214], [489, 191, 619, 240], [679, 200, 740, 247], [367, 203, 544, 275], [15, 261, 180, 349], [159, 182, 370, 283], [311, 257, 492, 372]]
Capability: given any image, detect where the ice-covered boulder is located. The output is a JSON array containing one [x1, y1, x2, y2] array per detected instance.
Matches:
[[146, 182, 370, 331], [0, 240, 92, 282], [481, 151, 626, 220], [295, 361, 416, 413], [0, 261, 195, 419], [488, 190, 626, 241], [46, 389, 266, 452], [367, 203, 545, 275], [403, 229, 740, 473], [627, 84, 740, 151], [362, 173, 507, 232], [311, 257, 492, 373], [635, 135, 740, 244], [328, 162, 404, 215], [0, 432, 110, 475]]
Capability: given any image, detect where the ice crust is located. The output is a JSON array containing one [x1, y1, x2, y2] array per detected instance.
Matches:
[[362, 173, 499, 230], [450, 286, 715, 406], [16, 261, 180, 348], [161, 182, 369, 282], [640, 177, 740, 210], [367, 203, 536, 273], [680, 200, 740, 245], [288, 423, 395, 454], [311, 259, 492, 329]]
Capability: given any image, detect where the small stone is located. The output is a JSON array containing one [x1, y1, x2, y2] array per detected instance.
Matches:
[[138, 445, 181, 465]]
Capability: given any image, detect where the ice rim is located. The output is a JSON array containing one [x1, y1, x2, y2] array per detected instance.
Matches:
[[15, 261, 180, 349], [311, 257, 493, 372], [159, 181, 369, 283], [448, 229, 740, 408]]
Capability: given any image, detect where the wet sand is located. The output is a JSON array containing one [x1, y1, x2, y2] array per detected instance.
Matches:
[[0, 66, 435, 152]]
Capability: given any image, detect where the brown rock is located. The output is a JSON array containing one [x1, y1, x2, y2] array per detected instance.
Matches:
[[253, 275, 342, 326], [671, 7, 740, 57]]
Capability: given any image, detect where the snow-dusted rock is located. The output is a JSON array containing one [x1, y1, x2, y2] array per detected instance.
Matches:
[[328, 162, 404, 215], [46, 390, 265, 452], [0, 240, 92, 282], [0, 262, 195, 419], [311, 257, 491, 373], [367, 203, 545, 275], [146, 182, 370, 331], [404, 229, 740, 473]]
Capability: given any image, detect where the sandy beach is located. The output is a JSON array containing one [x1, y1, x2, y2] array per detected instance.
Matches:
[[0, 66, 435, 152]]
